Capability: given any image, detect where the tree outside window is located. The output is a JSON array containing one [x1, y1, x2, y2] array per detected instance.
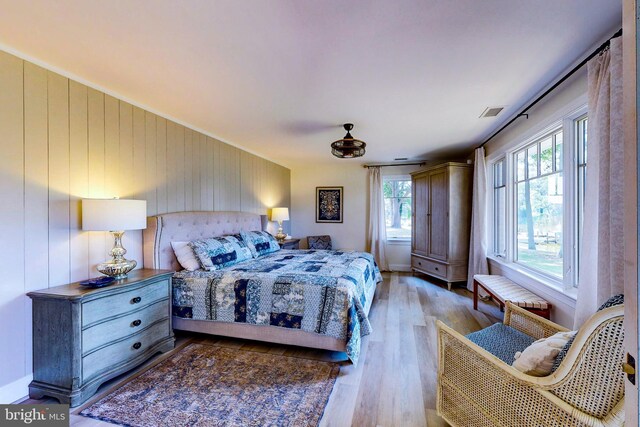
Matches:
[[515, 131, 563, 278], [383, 177, 412, 240], [490, 111, 587, 291]]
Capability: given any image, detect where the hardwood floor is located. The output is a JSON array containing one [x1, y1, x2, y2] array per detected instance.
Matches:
[[25, 272, 502, 426]]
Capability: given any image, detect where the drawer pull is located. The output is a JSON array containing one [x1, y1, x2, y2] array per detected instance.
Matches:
[[131, 296, 142, 304], [132, 342, 142, 350], [418, 261, 422, 265], [435, 267, 439, 271], [131, 319, 142, 327]]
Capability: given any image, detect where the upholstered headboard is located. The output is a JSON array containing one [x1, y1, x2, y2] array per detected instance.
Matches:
[[143, 211, 263, 271]]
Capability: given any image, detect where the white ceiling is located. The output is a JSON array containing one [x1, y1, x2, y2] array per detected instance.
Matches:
[[0, 0, 621, 168]]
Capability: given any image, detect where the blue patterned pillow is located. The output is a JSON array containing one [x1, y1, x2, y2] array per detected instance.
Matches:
[[189, 234, 252, 271], [597, 294, 624, 311], [550, 294, 624, 373], [241, 231, 281, 258], [308, 235, 332, 250]]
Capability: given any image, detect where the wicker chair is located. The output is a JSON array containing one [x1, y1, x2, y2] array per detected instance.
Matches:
[[437, 302, 625, 427]]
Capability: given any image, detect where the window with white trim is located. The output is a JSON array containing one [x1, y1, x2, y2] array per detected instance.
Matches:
[[493, 158, 506, 257], [383, 176, 412, 240], [490, 108, 587, 292], [514, 129, 564, 278], [575, 115, 588, 285]]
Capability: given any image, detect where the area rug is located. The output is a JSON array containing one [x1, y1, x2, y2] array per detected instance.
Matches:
[[79, 343, 340, 427]]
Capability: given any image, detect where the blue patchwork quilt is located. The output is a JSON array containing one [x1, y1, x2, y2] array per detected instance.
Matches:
[[172, 249, 382, 364]]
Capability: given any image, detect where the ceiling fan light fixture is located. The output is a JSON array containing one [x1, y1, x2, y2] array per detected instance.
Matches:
[[331, 123, 366, 159]]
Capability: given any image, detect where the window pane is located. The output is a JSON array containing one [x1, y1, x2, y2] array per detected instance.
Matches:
[[494, 186, 506, 256], [383, 179, 412, 239], [516, 173, 563, 278], [577, 117, 587, 165], [493, 159, 506, 256], [576, 116, 587, 285], [516, 151, 525, 181], [582, 126, 587, 164], [540, 137, 553, 175], [577, 165, 586, 283], [494, 161, 503, 187], [554, 133, 563, 172], [527, 147, 538, 179]]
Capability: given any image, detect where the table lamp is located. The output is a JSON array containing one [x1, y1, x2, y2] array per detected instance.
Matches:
[[82, 198, 147, 279], [271, 207, 289, 242]]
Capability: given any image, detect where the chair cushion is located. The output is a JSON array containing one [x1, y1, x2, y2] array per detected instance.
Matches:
[[474, 275, 549, 309], [550, 294, 624, 373], [307, 235, 332, 250], [466, 323, 536, 364]]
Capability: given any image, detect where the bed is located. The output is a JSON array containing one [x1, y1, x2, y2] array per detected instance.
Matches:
[[143, 211, 381, 364]]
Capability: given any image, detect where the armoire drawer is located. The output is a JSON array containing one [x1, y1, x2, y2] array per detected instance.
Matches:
[[412, 256, 448, 278], [82, 278, 169, 327]]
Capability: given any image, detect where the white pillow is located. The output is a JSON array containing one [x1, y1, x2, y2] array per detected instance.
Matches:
[[171, 241, 201, 271], [512, 331, 577, 376]]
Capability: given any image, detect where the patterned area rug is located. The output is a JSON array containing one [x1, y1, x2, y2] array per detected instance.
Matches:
[[80, 343, 340, 426]]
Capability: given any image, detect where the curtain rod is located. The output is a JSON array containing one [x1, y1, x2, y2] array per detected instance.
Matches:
[[477, 27, 622, 150], [363, 161, 426, 169]]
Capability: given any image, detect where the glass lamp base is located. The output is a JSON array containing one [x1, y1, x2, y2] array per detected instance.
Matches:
[[275, 222, 286, 242], [98, 230, 137, 279], [97, 259, 137, 280]]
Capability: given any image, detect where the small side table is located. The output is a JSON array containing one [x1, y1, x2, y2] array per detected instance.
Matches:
[[278, 238, 300, 249]]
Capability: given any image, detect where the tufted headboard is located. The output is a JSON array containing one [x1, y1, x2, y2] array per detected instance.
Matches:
[[143, 211, 263, 271]]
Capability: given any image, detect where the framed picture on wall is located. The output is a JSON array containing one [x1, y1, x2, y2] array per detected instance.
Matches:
[[316, 187, 343, 223]]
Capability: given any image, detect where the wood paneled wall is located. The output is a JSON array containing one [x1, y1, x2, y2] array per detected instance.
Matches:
[[0, 50, 290, 400]]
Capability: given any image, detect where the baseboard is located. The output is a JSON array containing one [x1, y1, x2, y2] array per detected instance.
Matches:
[[0, 374, 31, 404], [389, 263, 411, 272]]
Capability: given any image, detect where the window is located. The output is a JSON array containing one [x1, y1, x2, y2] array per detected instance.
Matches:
[[489, 108, 587, 292], [493, 159, 506, 257], [514, 130, 564, 278], [383, 176, 412, 240], [576, 115, 588, 283]]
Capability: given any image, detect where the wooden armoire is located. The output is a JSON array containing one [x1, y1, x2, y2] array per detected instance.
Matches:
[[411, 162, 472, 290]]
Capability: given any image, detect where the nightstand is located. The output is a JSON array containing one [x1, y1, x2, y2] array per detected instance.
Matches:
[[27, 269, 175, 407], [278, 238, 300, 249]]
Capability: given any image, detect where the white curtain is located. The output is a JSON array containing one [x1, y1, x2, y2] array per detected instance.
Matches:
[[574, 37, 624, 327], [367, 167, 389, 271], [467, 147, 489, 290]]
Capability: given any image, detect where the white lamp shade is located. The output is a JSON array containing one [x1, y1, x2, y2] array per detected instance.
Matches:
[[82, 199, 147, 231], [271, 207, 290, 222]]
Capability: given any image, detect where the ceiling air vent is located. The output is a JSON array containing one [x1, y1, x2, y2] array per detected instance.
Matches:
[[479, 106, 504, 118]]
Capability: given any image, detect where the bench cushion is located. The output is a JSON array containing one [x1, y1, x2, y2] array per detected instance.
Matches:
[[474, 274, 549, 310], [466, 323, 536, 364]]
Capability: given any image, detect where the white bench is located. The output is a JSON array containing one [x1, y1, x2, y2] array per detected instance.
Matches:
[[473, 274, 551, 319]]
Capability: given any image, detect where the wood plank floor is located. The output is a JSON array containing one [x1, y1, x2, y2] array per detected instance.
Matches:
[[25, 272, 502, 426]]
